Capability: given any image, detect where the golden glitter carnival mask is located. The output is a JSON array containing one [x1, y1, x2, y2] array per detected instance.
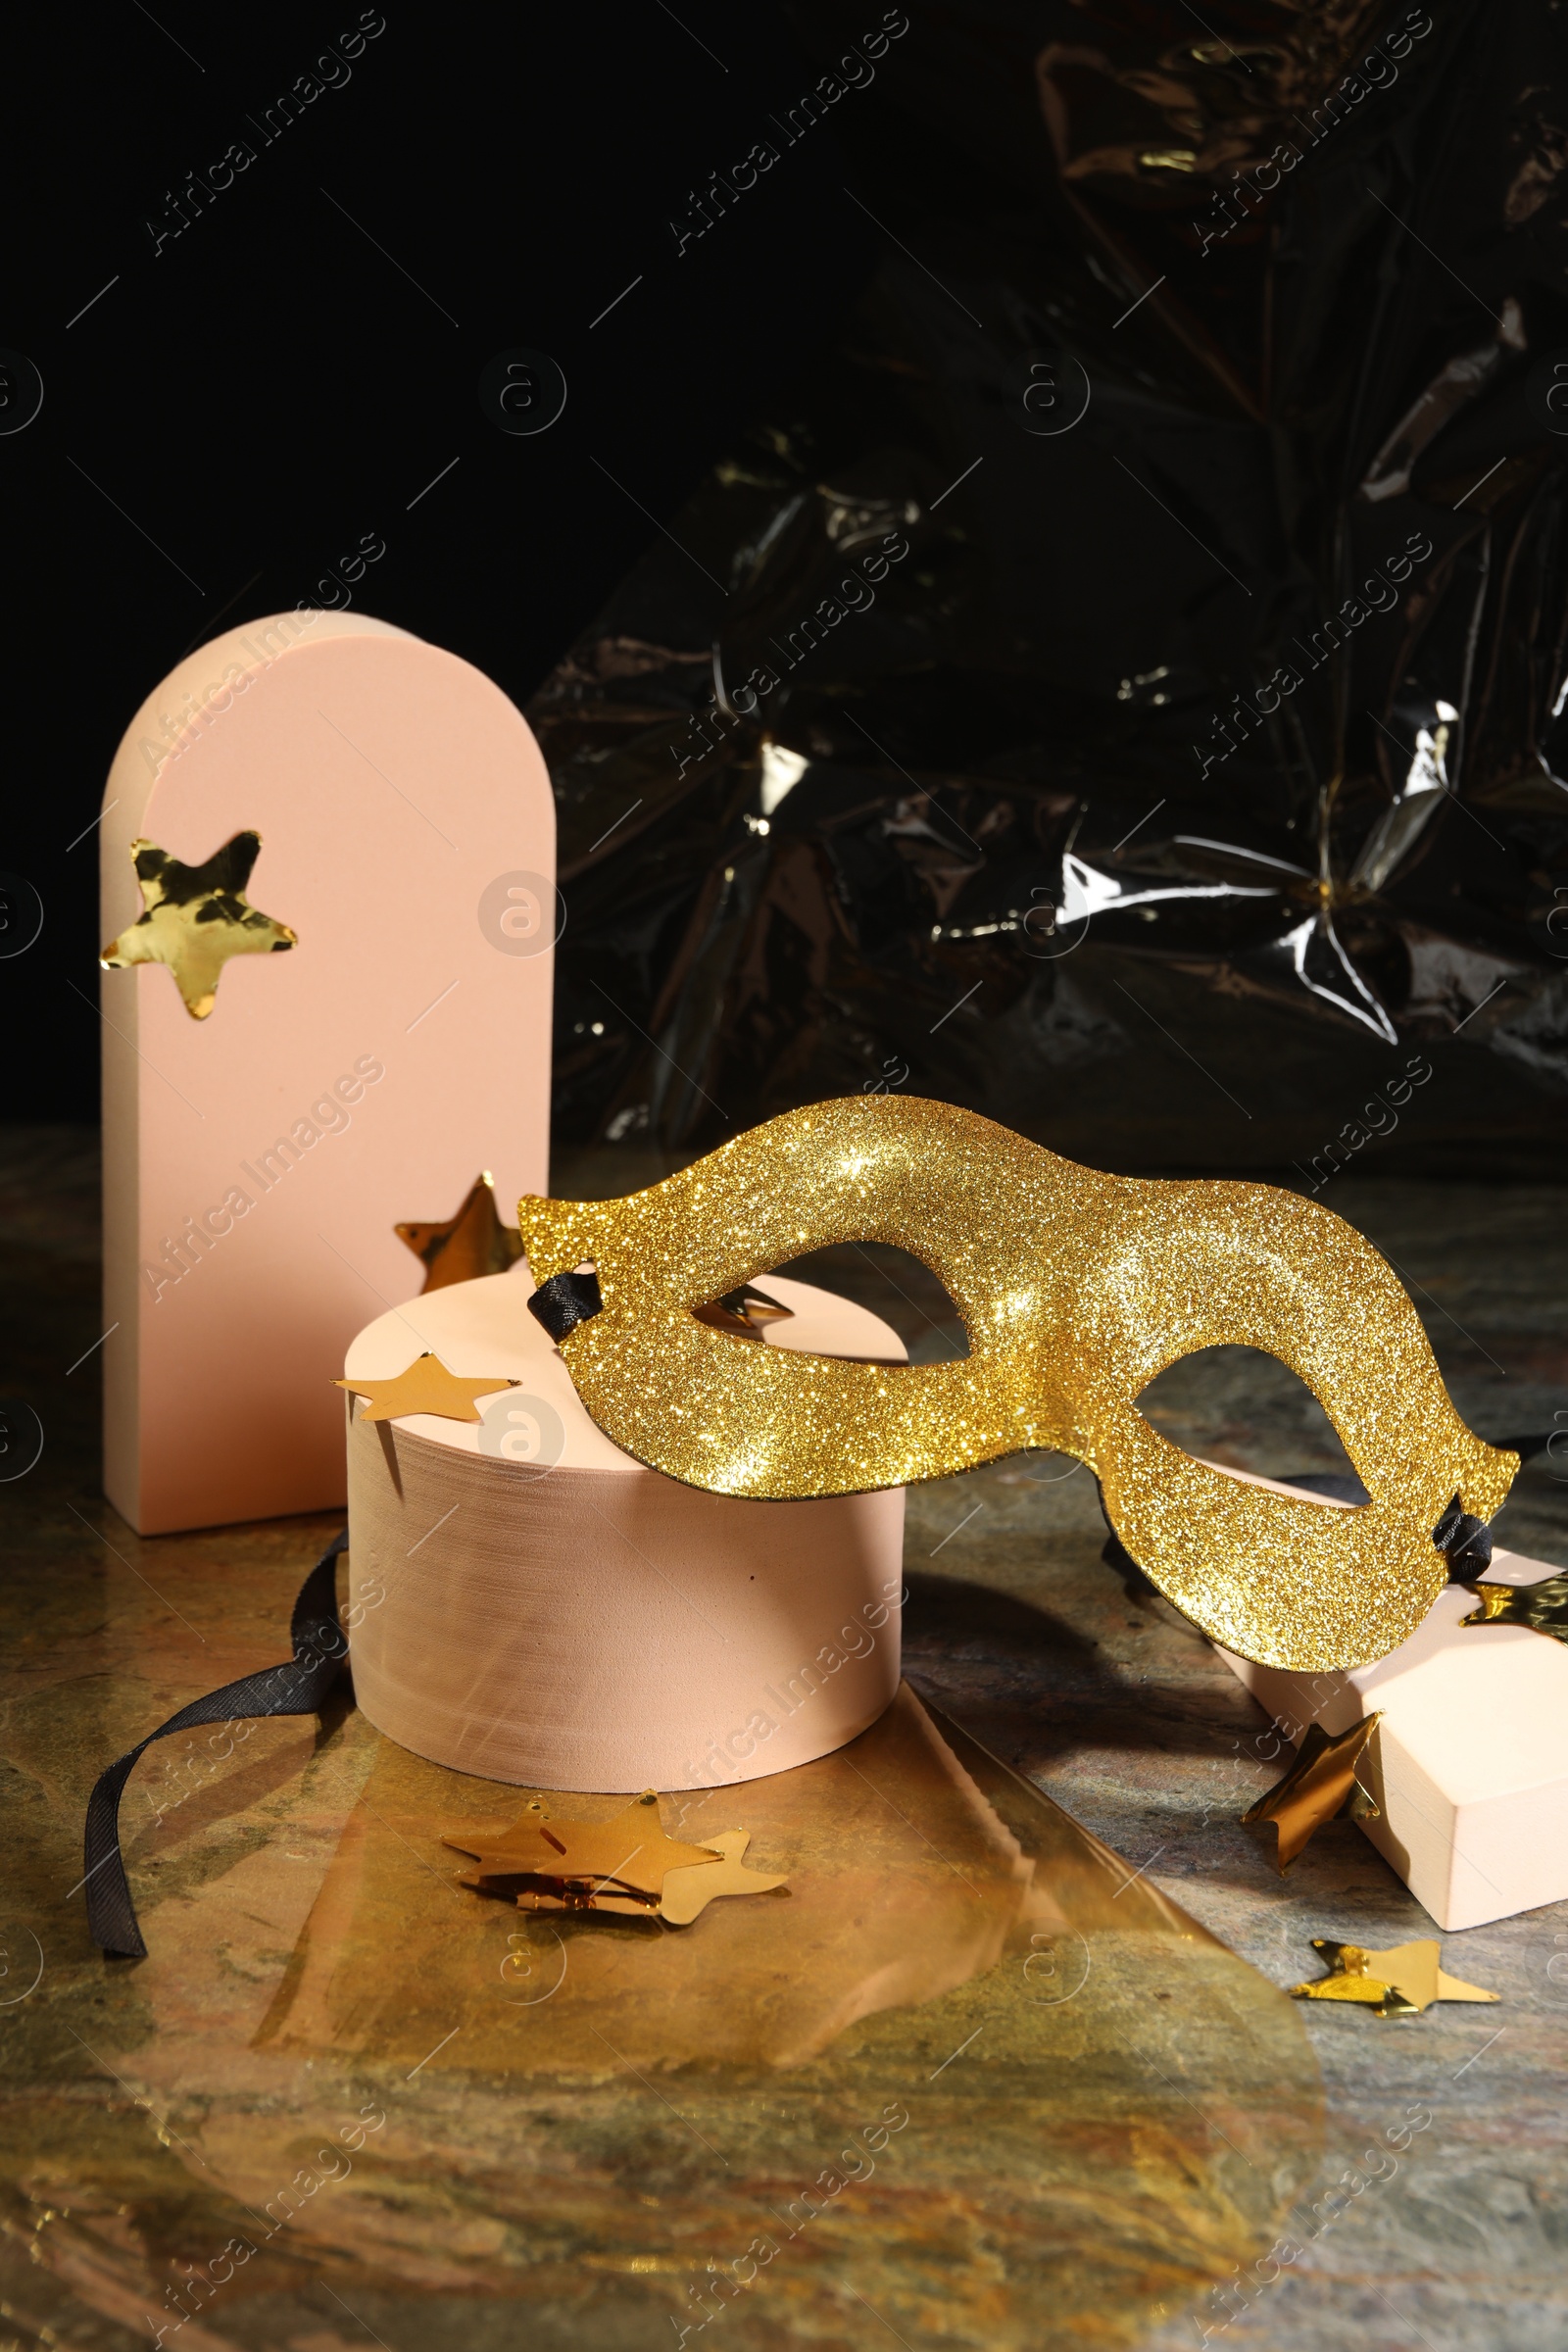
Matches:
[[518, 1099, 1514, 1672]]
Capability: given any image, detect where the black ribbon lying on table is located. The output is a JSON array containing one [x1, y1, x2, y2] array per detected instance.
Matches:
[[83, 1530, 350, 1959]]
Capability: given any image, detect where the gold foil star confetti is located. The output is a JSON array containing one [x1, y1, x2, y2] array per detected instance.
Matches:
[[660, 1829, 790, 1926], [1291, 1936, 1498, 2018], [1459, 1574, 1568, 1646], [396, 1172, 523, 1292], [336, 1352, 516, 1424], [444, 1796, 789, 1923], [509, 1882, 656, 1918], [100, 830, 297, 1019], [1242, 1712, 1383, 1872], [452, 1797, 640, 1904], [495, 1832, 790, 1923], [444, 1790, 720, 1898]]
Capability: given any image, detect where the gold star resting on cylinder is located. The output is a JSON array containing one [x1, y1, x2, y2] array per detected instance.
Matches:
[[336, 1353, 516, 1424], [516, 1097, 1516, 1674]]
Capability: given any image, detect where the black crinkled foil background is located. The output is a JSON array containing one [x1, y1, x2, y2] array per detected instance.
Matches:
[[533, 0, 1568, 1179]]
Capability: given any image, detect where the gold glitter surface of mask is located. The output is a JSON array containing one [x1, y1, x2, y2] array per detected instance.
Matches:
[[517, 1098, 1515, 1674]]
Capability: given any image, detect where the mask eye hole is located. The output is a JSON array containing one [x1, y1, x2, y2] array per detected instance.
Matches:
[[694, 1243, 971, 1363], [1134, 1344, 1366, 1503]]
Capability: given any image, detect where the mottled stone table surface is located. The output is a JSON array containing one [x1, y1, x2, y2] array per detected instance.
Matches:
[[3, 1130, 1565, 2352], [778, 1173, 1568, 2352]]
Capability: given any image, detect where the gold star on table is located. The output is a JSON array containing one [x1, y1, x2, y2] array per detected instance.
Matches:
[[659, 1829, 790, 1926], [335, 1352, 516, 1424], [395, 1172, 523, 1292], [100, 831, 297, 1019], [444, 1790, 721, 1900], [509, 1884, 656, 1916], [448, 1803, 789, 1923], [1459, 1574, 1568, 1646], [1291, 1936, 1498, 2018], [1242, 1712, 1384, 1872]]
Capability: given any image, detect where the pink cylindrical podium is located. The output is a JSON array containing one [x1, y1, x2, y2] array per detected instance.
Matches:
[[343, 1269, 907, 1790]]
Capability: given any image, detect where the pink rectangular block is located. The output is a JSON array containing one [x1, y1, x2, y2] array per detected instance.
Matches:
[[100, 611, 556, 1533], [1211, 1466, 1568, 1929]]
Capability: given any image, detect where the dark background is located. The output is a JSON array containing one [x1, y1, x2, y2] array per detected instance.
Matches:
[[10, 1, 1567, 1172], [7, 0, 870, 1119]]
